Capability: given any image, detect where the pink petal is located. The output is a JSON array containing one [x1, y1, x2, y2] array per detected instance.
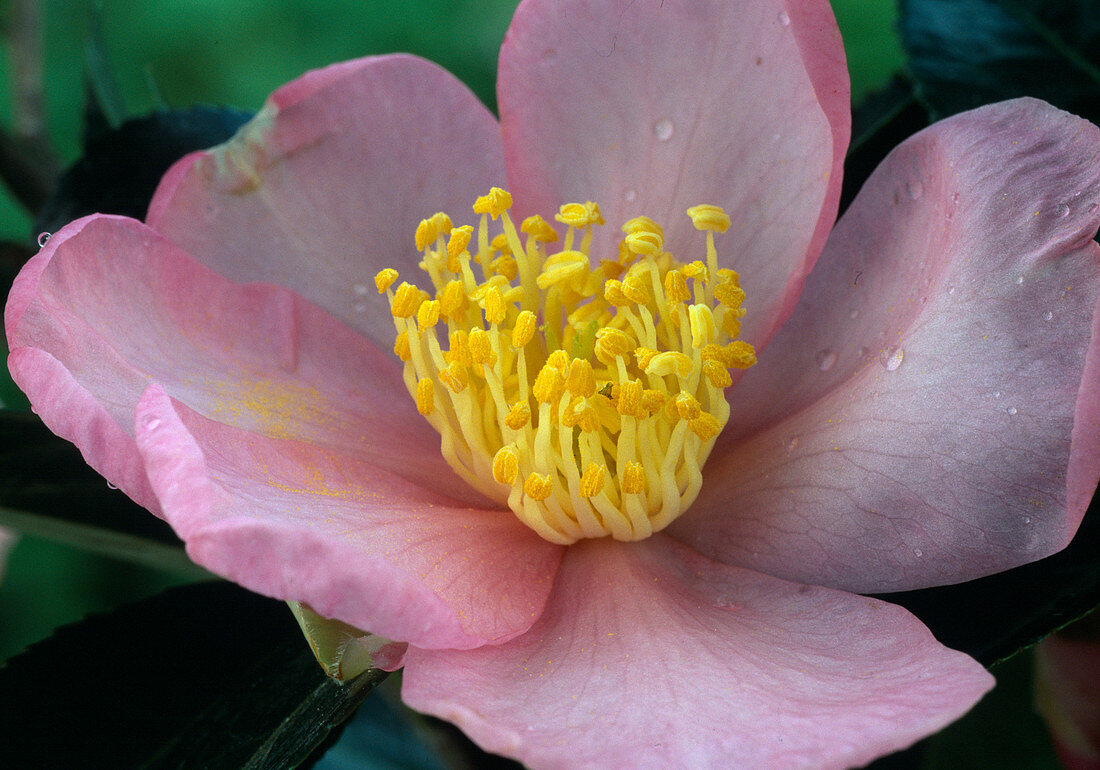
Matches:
[[147, 54, 507, 351], [497, 0, 850, 347], [135, 384, 562, 649], [7, 214, 484, 504], [1036, 620, 1100, 768], [673, 99, 1100, 592], [403, 536, 992, 769]]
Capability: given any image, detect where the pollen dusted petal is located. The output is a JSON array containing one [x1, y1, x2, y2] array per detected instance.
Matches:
[[377, 193, 756, 543]]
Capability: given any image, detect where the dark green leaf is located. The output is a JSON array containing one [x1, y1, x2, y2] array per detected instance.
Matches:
[[899, 0, 1100, 121], [0, 582, 386, 769], [0, 410, 201, 574], [872, 489, 1100, 666]]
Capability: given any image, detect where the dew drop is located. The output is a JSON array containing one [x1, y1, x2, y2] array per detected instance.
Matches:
[[1055, 203, 1070, 219], [905, 180, 923, 200], [106, 481, 118, 490], [913, 548, 923, 558], [777, 10, 790, 26], [848, 308, 859, 319], [353, 301, 369, 314], [1014, 275, 1024, 285], [716, 596, 742, 610], [143, 416, 162, 431], [1042, 310, 1053, 321], [36, 232, 51, 248], [947, 285, 956, 295], [623, 188, 637, 203], [1006, 406, 1018, 415], [879, 346, 905, 371], [1023, 516, 1032, 525], [815, 349, 837, 372], [993, 391, 1002, 399], [654, 119, 674, 142], [352, 283, 370, 296], [1089, 203, 1099, 214], [785, 435, 799, 452]]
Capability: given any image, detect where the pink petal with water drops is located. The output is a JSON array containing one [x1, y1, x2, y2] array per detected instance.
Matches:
[[148, 54, 507, 351], [133, 384, 562, 650], [7, 214, 485, 505], [497, 0, 849, 348], [673, 98, 1100, 592], [403, 536, 992, 769]]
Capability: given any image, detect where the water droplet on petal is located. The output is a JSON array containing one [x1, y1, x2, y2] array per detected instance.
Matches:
[[143, 416, 162, 431], [993, 391, 1002, 399], [1042, 310, 1053, 321], [777, 10, 790, 26], [947, 285, 956, 295], [1089, 203, 1099, 214], [352, 283, 370, 296], [815, 349, 837, 371], [1055, 203, 1070, 219], [623, 188, 637, 203], [785, 436, 799, 452], [1006, 406, 1018, 415], [353, 302, 369, 314], [1023, 516, 1032, 524], [654, 119, 674, 142], [848, 308, 859, 319], [879, 346, 905, 371], [106, 481, 118, 490], [905, 180, 923, 200], [913, 548, 923, 558], [1014, 275, 1024, 285], [36, 232, 51, 248], [716, 596, 742, 610]]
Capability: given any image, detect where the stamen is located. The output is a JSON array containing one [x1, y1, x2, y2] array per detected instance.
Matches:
[[378, 193, 756, 543]]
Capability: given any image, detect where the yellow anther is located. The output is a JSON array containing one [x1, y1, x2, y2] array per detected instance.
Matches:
[[555, 201, 604, 228], [391, 282, 421, 318], [625, 230, 663, 257], [621, 216, 664, 238], [674, 392, 702, 420], [702, 359, 733, 388], [491, 253, 519, 280], [533, 363, 566, 405], [621, 461, 647, 494], [468, 328, 496, 366], [664, 270, 690, 304], [505, 401, 532, 430], [686, 204, 731, 233], [439, 280, 468, 319], [565, 358, 597, 397], [646, 351, 695, 379], [447, 225, 474, 262], [524, 472, 553, 501], [447, 330, 471, 367], [580, 463, 606, 498], [393, 330, 411, 361], [546, 349, 570, 373], [683, 260, 709, 281], [537, 250, 589, 290], [621, 274, 651, 305], [415, 219, 437, 251], [490, 232, 512, 255], [438, 360, 469, 393], [417, 299, 441, 331], [634, 346, 659, 370], [415, 378, 434, 415], [603, 279, 631, 307], [641, 388, 667, 416], [689, 412, 722, 441], [717, 268, 741, 287], [617, 379, 644, 417], [493, 446, 520, 485], [473, 187, 512, 219], [721, 312, 742, 338], [374, 268, 399, 293], [482, 286, 507, 325], [725, 340, 758, 369], [562, 397, 600, 433], [594, 326, 635, 362], [521, 215, 559, 243], [713, 281, 747, 309], [512, 310, 537, 348], [688, 304, 716, 348]]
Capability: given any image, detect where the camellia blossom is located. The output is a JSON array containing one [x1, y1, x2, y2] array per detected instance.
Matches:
[[6, 0, 1100, 767]]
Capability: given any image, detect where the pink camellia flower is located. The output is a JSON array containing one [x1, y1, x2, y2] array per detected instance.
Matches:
[[1036, 613, 1100, 769], [7, 0, 1100, 766]]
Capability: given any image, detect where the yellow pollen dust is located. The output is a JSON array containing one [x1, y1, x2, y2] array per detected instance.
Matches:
[[377, 187, 756, 544]]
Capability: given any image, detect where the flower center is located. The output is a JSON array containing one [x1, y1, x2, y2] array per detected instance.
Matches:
[[376, 188, 755, 544]]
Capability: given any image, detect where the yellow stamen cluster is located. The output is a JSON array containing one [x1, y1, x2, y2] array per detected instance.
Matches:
[[378, 188, 755, 544]]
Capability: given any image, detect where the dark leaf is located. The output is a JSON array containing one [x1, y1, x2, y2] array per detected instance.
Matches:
[[0, 410, 199, 573], [899, 0, 1100, 121], [873, 489, 1100, 666], [34, 105, 252, 236], [0, 582, 386, 769]]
